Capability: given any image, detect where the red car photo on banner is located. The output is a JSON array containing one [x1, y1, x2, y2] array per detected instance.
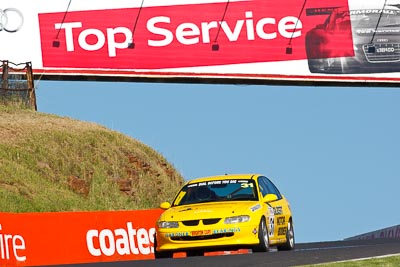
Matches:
[[38, 0, 353, 70]]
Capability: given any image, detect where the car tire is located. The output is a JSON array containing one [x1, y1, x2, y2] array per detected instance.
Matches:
[[253, 217, 269, 252], [308, 58, 345, 74], [307, 58, 324, 73], [154, 249, 173, 259], [154, 238, 173, 259], [277, 219, 295, 251], [186, 250, 204, 257]]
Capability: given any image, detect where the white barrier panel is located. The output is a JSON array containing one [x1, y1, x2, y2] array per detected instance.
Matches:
[[345, 225, 400, 240]]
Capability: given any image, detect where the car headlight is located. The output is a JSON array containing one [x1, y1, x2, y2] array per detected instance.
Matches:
[[224, 215, 250, 224], [158, 221, 179, 228]]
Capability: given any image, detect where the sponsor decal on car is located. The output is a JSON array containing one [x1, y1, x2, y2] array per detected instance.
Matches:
[[278, 227, 287, 235], [165, 232, 189, 238], [268, 206, 275, 237], [192, 230, 212, 236], [250, 204, 261, 212], [273, 206, 283, 215], [213, 228, 241, 234], [277, 216, 286, 226]]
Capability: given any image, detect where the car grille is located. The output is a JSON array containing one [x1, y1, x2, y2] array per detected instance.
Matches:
[[203, 218, 221, 225], [171, 233, 234, 241], [181, 218, 221, 226], [182, 220, 200, 226], [363, 43, 400, 63]]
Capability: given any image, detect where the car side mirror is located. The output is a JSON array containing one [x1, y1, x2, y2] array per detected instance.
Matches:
[[160, 202, 171, 210], [263, 194, 278, 203]]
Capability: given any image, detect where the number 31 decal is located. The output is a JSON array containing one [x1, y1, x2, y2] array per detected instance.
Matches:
[[241, 183, 254, 188]]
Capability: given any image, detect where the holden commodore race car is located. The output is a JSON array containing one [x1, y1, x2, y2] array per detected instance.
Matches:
[[154, 174, 294, 258], [306, 3, 400, 74]]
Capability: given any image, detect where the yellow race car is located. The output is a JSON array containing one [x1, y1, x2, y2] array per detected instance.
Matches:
[[154, 174, 294, 258]]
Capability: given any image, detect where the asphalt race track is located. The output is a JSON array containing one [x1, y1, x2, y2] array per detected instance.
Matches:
[[50, 238, 400, 267]]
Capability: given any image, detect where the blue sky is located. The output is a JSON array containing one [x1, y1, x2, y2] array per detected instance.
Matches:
[[36, 80, 400, 243]]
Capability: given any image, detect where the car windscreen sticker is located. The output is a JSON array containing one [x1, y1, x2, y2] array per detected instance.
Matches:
[[188, 179, 253, 187]]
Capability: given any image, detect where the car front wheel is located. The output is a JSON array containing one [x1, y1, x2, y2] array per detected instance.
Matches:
[[277, 220, 295, 251], [154, 238, 173, 259], [253, 217, 269, 252], [154, 250, 173, 259], [186, 250, 204, 257]]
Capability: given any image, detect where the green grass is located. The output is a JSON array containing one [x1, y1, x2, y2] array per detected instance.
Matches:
[[303, 255, 400, 266], [0, 105, 184, 212]]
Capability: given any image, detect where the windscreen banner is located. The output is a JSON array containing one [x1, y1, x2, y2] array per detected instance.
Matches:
[[1, 0, 400, 84], [0, 209, 163, 266]]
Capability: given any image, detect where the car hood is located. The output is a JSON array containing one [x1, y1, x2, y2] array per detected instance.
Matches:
[[159, 201, 260, 221]]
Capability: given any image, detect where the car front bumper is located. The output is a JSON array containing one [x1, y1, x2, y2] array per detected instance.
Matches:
[[156, 222, 260, 252]]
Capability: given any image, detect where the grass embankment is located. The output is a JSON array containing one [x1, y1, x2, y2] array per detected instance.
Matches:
[[0, 106, 184, 212], [303, 255, 400, 266]]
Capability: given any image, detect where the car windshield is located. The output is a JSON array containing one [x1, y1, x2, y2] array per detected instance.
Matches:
[[350, 9, 400, 28], [172, 179, 258, 206]]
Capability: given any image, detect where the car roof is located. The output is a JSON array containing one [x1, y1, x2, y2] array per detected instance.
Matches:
[[186, 174, 261, 185]]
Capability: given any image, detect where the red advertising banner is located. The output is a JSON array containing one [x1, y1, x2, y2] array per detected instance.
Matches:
[[38, 0, 352, 70], [0, 209, 163, 266], [2, 0, 400, 84]]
